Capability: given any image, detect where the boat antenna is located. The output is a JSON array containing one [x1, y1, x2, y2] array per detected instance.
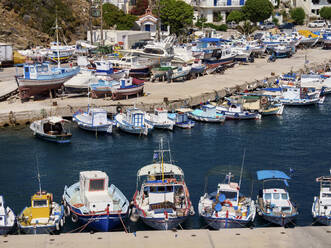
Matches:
[[167, 140, 173, 165], [55, 9, 61, 69], [238, 148, 246, 189], [35, 154, 42, 194]]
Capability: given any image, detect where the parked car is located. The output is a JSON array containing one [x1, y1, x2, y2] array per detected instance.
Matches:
[[308, 20, 326, 28], [278, 22, 294, 30], [259, 22, 276, 30]]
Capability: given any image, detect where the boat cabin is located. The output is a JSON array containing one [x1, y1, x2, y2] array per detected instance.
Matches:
[[154, 108, 168, 122], [200, 104, 217, 117], [126, 108, 145, 127], [0, 196, 7, 226], [282, 86, 317, 100], [217, 182, 239, 206], [228, 104, 243, 113], [261, 188, 291, 214], [29, 191, 53, 224], [79, 171, 113, 212], [94, 60, 113, 74], [40, 117, 68, 135], [120, 77, 133, 88], [316, 175, 331, 216], [89, 109, 108, 126], [23, 63, 51, 80]]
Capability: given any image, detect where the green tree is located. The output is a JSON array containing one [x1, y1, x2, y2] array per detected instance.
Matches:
[[236, 20, 258, 36], [320, 7, 331, 21], [159, 0, 194, 35], [195, 17, 207, 29], [242, 0, 273, 23], [227, 10, 245, 23], [103, 3, 137, 30], [130, 0, 149, 16], [290, 7, 305, 25]]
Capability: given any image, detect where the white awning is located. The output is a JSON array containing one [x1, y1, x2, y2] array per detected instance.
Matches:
[[137, 163, 184, 177]]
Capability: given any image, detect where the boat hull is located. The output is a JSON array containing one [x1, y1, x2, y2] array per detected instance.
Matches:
[[175, 121, 195, 129], [19, 224, 58, 234], [141, 216, 188, 230], [0, 225, 15, 235], [111, 84, 144, 100], [188, 113, 225, 123], [34, 131, 71, 143], [260, 213, 297, 226], [201, 216, 251, 229], [313, 216, 331, 226]]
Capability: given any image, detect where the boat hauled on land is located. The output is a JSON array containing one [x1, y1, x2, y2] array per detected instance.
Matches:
[[63, 171, 129, 232], [312, 171, 331, 226], [131, 139, 194, 230], [256, 170, 298, 226]]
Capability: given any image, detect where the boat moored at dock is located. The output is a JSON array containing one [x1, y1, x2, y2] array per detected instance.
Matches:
[[188, 104, 225, 123], [73, 108, 113, 133], [63, 171, 129, 232], [0, 196, 16, 235], [145, 108, 175, 131]]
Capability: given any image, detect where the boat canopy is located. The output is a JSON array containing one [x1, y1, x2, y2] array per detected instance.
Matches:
[[257, 170, 291, 181], [198, 38, 230, 43], [175, 108, 193, 113], [45, 116, 69, 124], [137, 163, 184, 177]]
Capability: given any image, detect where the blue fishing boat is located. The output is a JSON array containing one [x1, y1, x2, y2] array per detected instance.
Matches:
[[114, 107, 153, 135], [15, 63, 79, 100], [256, 170, 298, 226], [89, 78, 120, 98], [73, 108, 113, 133], [93, 60, 126, 79], [188, 104, 225, 123], [63, 171, 129, 232], [30, 116, 72, 143], [0, 196, 16, 235], [130, 139, 194, 230], [199, 171, 256, 229], [168, 109, 195, 128], [312, 172, 331, 226]]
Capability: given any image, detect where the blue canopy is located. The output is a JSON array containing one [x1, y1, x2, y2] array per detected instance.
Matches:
[[257, 170, 291, 181], [263, 87, 282, 92], [199, 38, 230, 43]]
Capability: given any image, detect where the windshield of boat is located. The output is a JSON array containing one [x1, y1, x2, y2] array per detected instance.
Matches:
[[219, 191, 237, 201], [33, 200, 48, 207], [89, 179, 105, 191], [143, 48, 164, 55], [322, 193, 331, 198]]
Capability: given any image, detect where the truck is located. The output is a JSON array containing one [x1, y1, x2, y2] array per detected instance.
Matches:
[[0, 43, 13, 67]]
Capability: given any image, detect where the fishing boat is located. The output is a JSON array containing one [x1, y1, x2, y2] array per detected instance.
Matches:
[[312, 171, 331, 225], [111, 77, 145, 100], [15, 63, 79, 100], [199, 170, 256, 229], [188, 104, 225, 123], [63, 171, 129, 232], [190, 60, 206, 76], [48, 45, 74, 63], [168, 109, 195, 129], [271, 45, 292, 58], [278, 86, 325, 106], [241, 95, 284, 116], [93, 60, 127, 79], [110, 55, 152, 78], [171, 66, 191, 82], [73, 108, 113, 133], [114, 107, 153, 135], [0, 196, 16, 235], [30, 116, 72, 143], [88, 78, 120, 98], [130, 139, 194, 230], [145, 108, 175, 131], [63, 69, 93, 94], [256, 170, 298, 226], [216, 103, 261, 120]]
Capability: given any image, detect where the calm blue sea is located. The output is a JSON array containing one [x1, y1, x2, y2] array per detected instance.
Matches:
[[0, 97, 330, 231]]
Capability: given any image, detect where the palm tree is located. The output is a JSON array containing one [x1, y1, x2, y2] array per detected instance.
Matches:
[[236, 21, 258, 36]]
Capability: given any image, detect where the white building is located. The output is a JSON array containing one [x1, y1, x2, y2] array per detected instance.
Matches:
[[102, 0, 128, 13], [135, 8, 170, 39], [293, 0, 331, 17], [87, 30, 150, 49], [190, 0, 277, 23]]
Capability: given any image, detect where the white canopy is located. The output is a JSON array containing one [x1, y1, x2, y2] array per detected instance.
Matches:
[[45, 116, 69, 124], [137, 163, 184, 177]]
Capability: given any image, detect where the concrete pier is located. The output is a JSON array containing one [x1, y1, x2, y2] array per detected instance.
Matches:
[[0, 227, 330, 248], [0, 48, 330, 126]]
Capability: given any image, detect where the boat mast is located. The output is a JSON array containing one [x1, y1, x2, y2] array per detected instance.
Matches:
[[161, 138, 164, 182], [55, 15, 61, 69], [35, 154, 42, 194], [238, 148, 246, 189]]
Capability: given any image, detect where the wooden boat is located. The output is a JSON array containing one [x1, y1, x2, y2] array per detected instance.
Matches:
[[145, 108, 175, 131], [277, 86, 325, 106], [15, 63, 79, 100], [114, 107, 153, 135], [171, 66, 191, 81], [0, 196, 16, 235], [199, 171, 256, 229], [312, 172, 331, 225], [111, 78, 144, 100], [256, 170, 298, 226], [18, 190, 64, 234], [63, 171, 129, 232], [130, 139, 194, 230], [30, 116, 72, 143], [188, 104, 225, 123], [168, 109, 195, 129], [73, 108, 113, 133], [216, 104, 261, 120]]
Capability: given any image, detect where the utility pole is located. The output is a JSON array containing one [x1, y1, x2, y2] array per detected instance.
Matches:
[[89, 0, 93, 45]]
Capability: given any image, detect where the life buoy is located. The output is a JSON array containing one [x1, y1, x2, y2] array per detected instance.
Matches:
[[116, 106, 122, 113], [260, 96, 268, 105], [221, 200, 233, 207], [71, 214, 79, 223]]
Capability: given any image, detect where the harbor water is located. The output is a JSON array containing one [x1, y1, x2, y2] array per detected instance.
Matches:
[[0, 97, 330, 232]]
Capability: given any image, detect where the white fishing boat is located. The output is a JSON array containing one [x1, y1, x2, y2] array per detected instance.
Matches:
[[63, 69, 93, 93], [73, 108, 112, 133], [114, 107, 153, 135], [30, 116, 72, 143], [217, 103, 261, 120], [256, 170, 298, 226], [188, 104, 225, 123], [312, 171, 331, 226], [145, 108, 175, 131], [130, 139, 194, 230], [0, 196, 16, 235], [168, 109, 195, 129], [278, 86, 325, 105]]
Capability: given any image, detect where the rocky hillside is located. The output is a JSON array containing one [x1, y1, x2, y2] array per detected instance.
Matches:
[[0, 0, 90, 49]]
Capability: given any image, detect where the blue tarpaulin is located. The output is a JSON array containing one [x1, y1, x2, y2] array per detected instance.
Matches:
[[198, 38, 230, 43], [257, 170, 291, 181], [263, 87, 282, 92]]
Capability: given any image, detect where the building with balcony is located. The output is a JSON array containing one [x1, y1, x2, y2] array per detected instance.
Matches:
[[190, 0, 277, 23], [294, 0, 331, 17]]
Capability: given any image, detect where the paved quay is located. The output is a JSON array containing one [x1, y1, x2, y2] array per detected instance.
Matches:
[[0, 226, 330, 248], [0, 48, 331, 126]]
